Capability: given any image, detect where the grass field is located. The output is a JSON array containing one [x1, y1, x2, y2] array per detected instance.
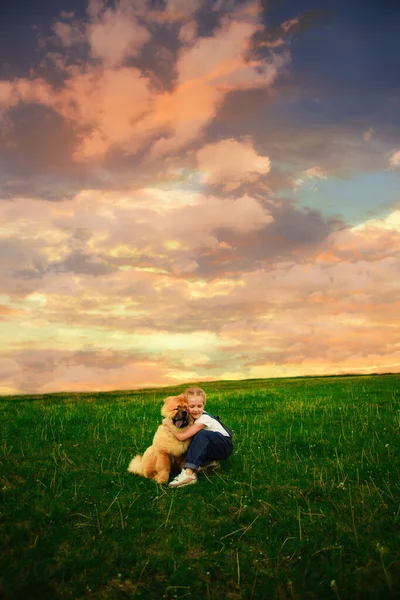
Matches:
[[1, 374, 399, 599]]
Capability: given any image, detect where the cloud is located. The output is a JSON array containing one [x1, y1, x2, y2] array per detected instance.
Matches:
[[1, 0, 399, 394], [281, 17, 300, 33], [0, 358, 22, 395], [389, 150, 400, 168], [0, 348, 192, 394], [0, 2, 287, 162], [303, 166, 328, 179], [1, 204, 400, 393], [59, 67, 153, 160], [52, 20, 86, 47], [162, 0, 202, 22], [87, 0, 105, 20], [294, 165, 328, 189], [87, 4, 150, 67], [179, 21, 198, 45], [363, 127, 374, 142], [196, 138, 270, 190], [212, 210, 400, 377], [149, 17, 286, 157], [0, 79, 53, 116], [0, 185, 273, 291]]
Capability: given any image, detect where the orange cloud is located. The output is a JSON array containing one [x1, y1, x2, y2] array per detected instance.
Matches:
[[57, 66, 153, 160], [0, 3, 287, 161], [150, 18, 285, 157]]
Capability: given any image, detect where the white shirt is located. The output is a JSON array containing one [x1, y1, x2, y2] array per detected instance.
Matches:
[[195, 413, 230, 437]]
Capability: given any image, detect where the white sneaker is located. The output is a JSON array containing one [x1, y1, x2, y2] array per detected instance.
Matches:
[[169, 469, 197, 488]]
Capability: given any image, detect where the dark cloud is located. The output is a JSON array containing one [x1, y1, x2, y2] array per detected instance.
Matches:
[[0, 103, 88, 199], [66, 349, 151, 370], [0, 1, 87, 78], [193, 198, 345, 277], [52, 251, 116, 276]]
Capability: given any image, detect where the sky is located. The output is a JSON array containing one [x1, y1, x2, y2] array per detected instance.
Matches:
[[1, 0, 400, 395]]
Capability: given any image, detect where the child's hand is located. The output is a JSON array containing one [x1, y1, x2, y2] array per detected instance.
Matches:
[[162, 418, 170, 428]]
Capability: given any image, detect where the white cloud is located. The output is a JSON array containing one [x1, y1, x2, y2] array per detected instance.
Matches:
[[351, 210, 400, 234]]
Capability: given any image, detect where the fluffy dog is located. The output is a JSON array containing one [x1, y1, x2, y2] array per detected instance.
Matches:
[[127, 395, 193, 484]]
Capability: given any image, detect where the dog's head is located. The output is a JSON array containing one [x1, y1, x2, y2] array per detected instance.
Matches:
[[161, 395, 193, 429]]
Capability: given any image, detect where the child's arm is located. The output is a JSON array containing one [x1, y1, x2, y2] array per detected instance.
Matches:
[[163, 420, 205, 441]]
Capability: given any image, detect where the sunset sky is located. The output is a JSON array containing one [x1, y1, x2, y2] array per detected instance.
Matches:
[[1, 0, 400, 395]]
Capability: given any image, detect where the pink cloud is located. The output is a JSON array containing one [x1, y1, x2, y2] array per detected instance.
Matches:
[[87, 5, 150, 67], [0, 82, 15, 115], [0, 2, 287, 161], [149, 19, 286, 156], [0, 79, 53, 115], [196, 138, 271, 189], [0, 358, 22, 395], [281, 17, 299, 33], [179, 21, 198, 45], [162, 0, 202, 22], [0, 185, 273, 296], [39, 360, 172, 394], [56, 66, 153, 159], [2, 197, 400, 394], [52, 21, 86, 47]]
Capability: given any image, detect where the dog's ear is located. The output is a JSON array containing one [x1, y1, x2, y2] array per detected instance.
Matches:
[[176, 394, 189, 410], [161, 395, 181, 417]]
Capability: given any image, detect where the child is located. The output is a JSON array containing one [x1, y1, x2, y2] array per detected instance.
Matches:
[[163, 387, 233, 488]]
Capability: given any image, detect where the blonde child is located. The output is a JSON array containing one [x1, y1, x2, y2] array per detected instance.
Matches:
[[163, 387, 233, 488]]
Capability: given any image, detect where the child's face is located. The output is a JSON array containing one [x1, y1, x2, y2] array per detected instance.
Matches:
[[187, 397, 205, 419]]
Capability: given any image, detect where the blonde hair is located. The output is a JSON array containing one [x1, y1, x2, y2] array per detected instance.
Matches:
[[183, 387, 206, 405]]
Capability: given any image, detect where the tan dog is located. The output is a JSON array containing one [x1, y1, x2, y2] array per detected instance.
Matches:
[[127, 395, 194, 484]]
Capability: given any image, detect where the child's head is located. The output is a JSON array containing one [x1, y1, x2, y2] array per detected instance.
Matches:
[[184, 387, 206, 419], [183, 387, 206, 405]]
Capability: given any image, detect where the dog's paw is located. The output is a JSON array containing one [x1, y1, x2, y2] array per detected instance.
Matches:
[[154, 473, 169, 484]]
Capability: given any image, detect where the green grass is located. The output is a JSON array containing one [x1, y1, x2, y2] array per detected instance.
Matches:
[[1, 374, 400, 599]]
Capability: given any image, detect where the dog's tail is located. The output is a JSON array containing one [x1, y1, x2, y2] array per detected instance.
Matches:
[[127, 455, 143, 475]]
